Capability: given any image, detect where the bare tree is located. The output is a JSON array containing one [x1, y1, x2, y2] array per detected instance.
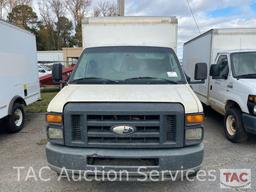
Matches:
[[6, 0, 32, 12], [47, 0, 67, 49], [65, 0, 91, 27], [48, 0, 65, 21], [0, 0, 8, 19], [38, 0, 56, 49], [94, 0, 118, 17], [38, 0, 52, 26]]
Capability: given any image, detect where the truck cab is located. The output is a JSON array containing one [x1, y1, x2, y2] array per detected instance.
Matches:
[[210, 50, 256, 141], [183, 28, 256, 143], [45, 17, 207, 180]]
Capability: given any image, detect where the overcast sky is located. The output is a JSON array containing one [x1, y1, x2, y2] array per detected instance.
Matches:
[[122, 0, 256, 59], [31, 0, 256, 59]]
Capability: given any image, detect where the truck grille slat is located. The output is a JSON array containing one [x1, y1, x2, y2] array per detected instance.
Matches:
[[87, 120, 160, 127], [87, 132, 160, 138]]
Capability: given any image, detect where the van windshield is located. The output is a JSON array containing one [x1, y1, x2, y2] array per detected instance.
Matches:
[[69, 46, 185, 84], [231, 52, 256, 78]]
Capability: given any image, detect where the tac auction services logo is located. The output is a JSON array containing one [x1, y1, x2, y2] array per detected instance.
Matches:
[[220, 169, 251, 189]]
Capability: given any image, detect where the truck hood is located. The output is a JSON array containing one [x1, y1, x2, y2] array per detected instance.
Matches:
[[47, 84, 202, 114], [238, 79, 256, 94]]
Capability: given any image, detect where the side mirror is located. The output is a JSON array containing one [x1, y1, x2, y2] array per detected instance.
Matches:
[[52, 63, 63, 82], [194, 63, 207, 80], [210, 64, 220, 77]]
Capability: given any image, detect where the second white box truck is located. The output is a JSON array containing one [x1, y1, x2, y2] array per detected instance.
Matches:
[[183, 28, 256, 143], [0, 20, 40, 133]]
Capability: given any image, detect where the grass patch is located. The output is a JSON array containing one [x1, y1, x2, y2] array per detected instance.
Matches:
[[25, 89, 59, 113], [36, 139, 48, 145]]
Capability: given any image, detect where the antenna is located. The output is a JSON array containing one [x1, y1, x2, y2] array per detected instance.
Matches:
[[117, 0, 125, 16]]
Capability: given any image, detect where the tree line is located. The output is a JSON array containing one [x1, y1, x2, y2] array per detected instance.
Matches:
[[0, 0, 118, 50]]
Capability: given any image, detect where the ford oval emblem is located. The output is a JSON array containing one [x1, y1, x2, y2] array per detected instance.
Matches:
[[111, 125, 136, 135]]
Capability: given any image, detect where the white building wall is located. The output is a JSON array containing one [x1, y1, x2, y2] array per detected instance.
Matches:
[[37, 51, 64, 64]]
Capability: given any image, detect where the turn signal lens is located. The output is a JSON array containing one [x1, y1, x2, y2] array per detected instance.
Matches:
[[248, 95, 256, 103], [46, 114, 62, 124], [186, 114, 204, 124]]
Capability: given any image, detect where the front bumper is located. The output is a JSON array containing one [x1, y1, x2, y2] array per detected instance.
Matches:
[[243, 113, 256, 134], [46, 143, 204, 180]]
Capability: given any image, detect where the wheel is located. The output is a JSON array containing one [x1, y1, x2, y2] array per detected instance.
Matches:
[[6, 103, 25, 133], [224, 108, 248, 143]]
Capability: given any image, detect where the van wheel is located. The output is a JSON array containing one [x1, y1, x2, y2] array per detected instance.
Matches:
[[224, 108, 248, 143], [6, 103, 25, 133]]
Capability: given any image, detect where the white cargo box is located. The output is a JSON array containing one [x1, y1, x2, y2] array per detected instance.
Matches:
[[183, 28, 256, 104], [82, 16, 178, 52], [0, 20, 40, 120]]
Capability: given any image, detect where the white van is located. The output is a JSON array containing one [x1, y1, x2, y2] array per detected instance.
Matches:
[[45, 17, 207, 179], [183, 28, 256, 142], [0, 20, 40, 132]]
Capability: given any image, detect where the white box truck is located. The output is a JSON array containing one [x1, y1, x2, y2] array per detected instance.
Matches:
[[45, 17, 207, 180], [0, 20, 40, 133], [183, 28, 256, 143]]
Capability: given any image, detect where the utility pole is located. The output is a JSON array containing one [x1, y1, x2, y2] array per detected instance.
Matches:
[[117, 0, 125, 16]]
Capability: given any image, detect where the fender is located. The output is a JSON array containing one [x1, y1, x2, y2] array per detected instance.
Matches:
[[225, 97, 247, 114], [8, 96, 26, 115]]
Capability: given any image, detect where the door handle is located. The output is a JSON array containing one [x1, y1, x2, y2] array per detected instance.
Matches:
[[227, 83, 233, 89]]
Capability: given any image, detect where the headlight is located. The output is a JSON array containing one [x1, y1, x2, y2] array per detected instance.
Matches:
[[48, 128, 63, 140], [46, 113, 63, 144], [254, 106, 256, 115], [186, 128, 203, 141], [248, 95, 256, 103], [185, 113, 204, 146]]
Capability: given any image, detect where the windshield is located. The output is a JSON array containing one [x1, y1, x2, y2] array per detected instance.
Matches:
[[69, 46, 185, 84], [231, 52, 256, 78]]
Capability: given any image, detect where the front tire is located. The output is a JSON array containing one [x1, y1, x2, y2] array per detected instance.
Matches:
[[6, 103, 25, 133], [224, 108, 248, 143]]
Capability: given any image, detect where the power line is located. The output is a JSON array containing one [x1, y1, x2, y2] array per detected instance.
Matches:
[[186, 0, 201, 34]]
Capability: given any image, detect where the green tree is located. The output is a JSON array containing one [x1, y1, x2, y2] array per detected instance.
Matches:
[[74, 21, 82, 47], [36, 23, 56, 50], [56, 16, 73, 48], [8, 4, 38, 31]]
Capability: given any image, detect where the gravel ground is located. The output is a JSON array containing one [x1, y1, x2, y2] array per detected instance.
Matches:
[[0, 108, 255, 192]]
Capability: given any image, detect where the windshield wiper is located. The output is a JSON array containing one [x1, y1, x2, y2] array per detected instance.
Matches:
[[69, 77, 119, 84], [236, 74, 256, 79], [123, 77, 178, 84]]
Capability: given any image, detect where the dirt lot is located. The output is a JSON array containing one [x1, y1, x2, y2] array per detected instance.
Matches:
[[0, 108, 255, 192]]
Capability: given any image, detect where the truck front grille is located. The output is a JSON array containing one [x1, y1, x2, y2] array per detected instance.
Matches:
[[86, 115, 175, 145], [64, 103, 184, 148]]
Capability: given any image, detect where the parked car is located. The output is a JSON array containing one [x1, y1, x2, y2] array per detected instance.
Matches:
[[38, 64, 52, 78], [183, 28, 256, 143], [45, 16, 207, 180], [0, 20, 40, 133]]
